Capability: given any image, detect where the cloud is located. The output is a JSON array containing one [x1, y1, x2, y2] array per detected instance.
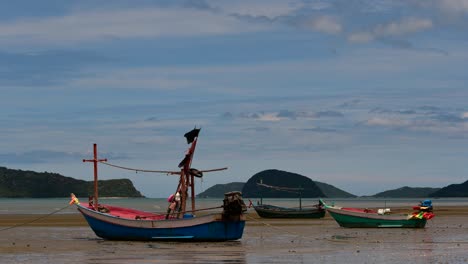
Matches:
[[338, 99, 362, 108], [257, 113, 282, 122], [235, 109, 343, 121], [0, 7, 269, 47], [375, 17, 432, 36], [244, 127, 270, 132], [68, 68, 197, 90], [348, 17, 432, 43], [209, 0, 304, 18], [0, 50, 109, 86], [0, 150, 128, 164], [366, 117, 410, 127], [348, 32, 374, 43], [364, 106, 468, 134], [369, 107, 416, 115], [294, 127, 337, 133], [430, 113, 466, 123], [314, 111, 344, 118], [301, 15, 342, 34], [439, 0, 468, 13]]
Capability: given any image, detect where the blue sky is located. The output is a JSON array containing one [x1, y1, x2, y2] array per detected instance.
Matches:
[[1, 0, 468, 197]]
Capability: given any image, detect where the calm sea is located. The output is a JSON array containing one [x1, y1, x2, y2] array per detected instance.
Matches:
[[1, 197, 467, 214]]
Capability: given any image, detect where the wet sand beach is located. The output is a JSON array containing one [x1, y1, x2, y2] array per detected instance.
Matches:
[[0, 206, 467, 263]]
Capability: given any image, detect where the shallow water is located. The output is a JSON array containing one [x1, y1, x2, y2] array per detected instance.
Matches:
[[1, 197, 467, 214]]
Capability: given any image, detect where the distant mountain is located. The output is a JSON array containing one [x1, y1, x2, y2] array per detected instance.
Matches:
[[197, 172, 356, 198], [430, 180, 468, 197], [0, 166, 144, 198], [197, 182, 245, 198], [242, 169, 325, 198], [371, 186, 440, 198], [314, 181, 356, 198]]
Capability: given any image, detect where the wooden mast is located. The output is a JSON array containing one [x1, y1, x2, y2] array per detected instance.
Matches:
[[189, 139, 198, 213], [180, 137, 198, 216], [178, 129, 199, 217], [83, 144, 107, 210]]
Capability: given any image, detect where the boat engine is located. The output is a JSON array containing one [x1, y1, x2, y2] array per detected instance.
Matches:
[[222, 191, 247, 219]]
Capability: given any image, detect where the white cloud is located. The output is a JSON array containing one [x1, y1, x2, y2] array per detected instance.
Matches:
[[439, 0, 468, 13], [348, 32, 374, 43], [303, 15, 342, 34], [366, 114, 468, 134], [68, 68, 197, 90], [374, 17, 432, 37], [366, 117, 410, 127], [209, 0, 303, 18], [252, 113, 281, 122], [0, 7, 269, 47], [348, 17, 432, 43]]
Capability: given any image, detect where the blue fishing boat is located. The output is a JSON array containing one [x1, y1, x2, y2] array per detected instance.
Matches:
[[71, 128, 247, 241]]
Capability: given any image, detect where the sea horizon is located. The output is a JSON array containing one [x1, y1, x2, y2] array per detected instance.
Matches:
[[1, 197, 468, 215]]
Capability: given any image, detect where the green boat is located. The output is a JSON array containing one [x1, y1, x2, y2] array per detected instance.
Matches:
[[322, 199, 434, 228]]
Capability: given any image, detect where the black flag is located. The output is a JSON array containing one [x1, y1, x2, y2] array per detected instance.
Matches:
[[184, 128, 200, 144]]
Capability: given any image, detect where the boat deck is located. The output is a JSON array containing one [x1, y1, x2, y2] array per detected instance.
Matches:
[[81, 203, 169, 220]]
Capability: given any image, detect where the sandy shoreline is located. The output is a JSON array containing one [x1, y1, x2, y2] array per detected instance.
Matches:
[[1, 206, 467, 263]]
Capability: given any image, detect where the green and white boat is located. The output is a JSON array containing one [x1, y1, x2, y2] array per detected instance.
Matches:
[[321, 199, 434, 228]]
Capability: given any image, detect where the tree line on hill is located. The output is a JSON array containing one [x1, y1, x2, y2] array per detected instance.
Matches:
[[197, 169, 468, 198], [1, 166, 467, 198], [0, 166, 144, 198]]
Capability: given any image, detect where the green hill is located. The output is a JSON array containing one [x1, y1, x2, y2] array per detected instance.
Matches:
[[242, 169, 325, 198], [196, 172, 355, 198], [371, 186, 440, 198], [197, 182, 245, 198], [314, 181, 356, 198], [0, 166, 144, 198], [430, 180, 468, 197]]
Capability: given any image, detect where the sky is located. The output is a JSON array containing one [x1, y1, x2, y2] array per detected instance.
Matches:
[[0, 0, 467, 198]]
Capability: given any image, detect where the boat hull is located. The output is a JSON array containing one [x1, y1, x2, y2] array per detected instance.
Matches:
[[254, 205, 325, 219], [326, 207, 427, 228], [77, 205, 245, 241]]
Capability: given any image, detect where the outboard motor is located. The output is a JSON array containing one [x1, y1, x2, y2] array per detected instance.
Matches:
[[222, 191, 247, 220]]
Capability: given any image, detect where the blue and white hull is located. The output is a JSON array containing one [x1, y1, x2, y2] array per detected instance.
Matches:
[[77, 204, 246, 241]]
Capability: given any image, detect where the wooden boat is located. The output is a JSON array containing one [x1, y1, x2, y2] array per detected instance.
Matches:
[[253, 203, 325, 218], [252, 183, 325, 219], [321, 199, 435, 228], [71, 128, 247, 241]]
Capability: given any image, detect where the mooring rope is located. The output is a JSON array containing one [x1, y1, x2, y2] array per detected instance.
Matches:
[[99, 161, 179, 174], [245, 214, 306, 241], [0, 204, 72, 232]]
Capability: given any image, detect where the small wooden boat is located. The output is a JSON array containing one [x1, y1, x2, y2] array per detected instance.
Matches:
[[322, 199, 435, 228], [253, 203, 325, 218], [252, 183, 325, 219], [72, 128, 247, 241]]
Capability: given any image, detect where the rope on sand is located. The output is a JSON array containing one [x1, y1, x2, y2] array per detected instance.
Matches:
[[0, 204, 72, 232]]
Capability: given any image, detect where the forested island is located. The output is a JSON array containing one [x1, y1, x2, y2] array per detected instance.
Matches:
[[0, 166, 144, 198]]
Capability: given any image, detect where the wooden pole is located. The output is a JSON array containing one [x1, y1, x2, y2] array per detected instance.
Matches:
[[83, 144, 107, 210], [189, 139, 198, 213]]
